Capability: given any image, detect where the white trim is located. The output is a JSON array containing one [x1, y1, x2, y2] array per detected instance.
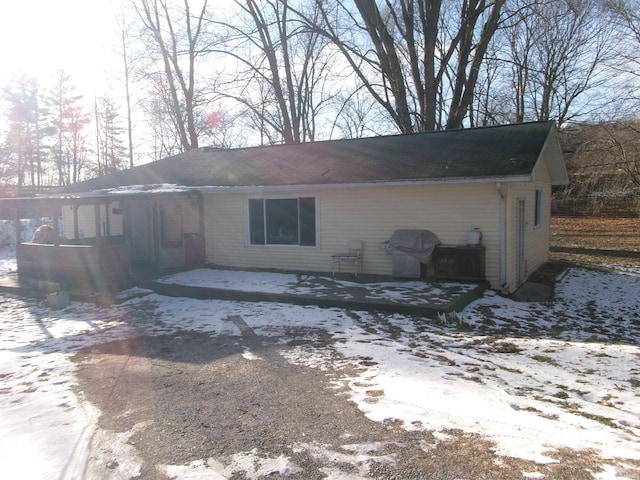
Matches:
[[496, 182, 508, 291], [517, 198, 527, 287], [198, 175, 534, 195]]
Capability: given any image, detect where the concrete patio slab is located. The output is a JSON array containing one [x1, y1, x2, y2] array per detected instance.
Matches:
[[511, 281, 554, 302], [151, 268, 488, 316]]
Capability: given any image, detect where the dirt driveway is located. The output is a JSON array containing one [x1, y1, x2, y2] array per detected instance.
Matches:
[[72, 309, 629, 480], [75, 325, 505, 480], [77, 327, 422, 479]]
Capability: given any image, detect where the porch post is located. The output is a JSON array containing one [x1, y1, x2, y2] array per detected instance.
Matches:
[[73, 204, 79, 240], [104, 200, 111, 237], [52, 210, 61, 246], [153, 199, 160, 271], [198, 196, 204, 237], [94, 203, 103, 249]]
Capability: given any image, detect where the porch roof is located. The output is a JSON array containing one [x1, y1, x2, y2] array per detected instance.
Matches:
[[0, 187, 201, 212]]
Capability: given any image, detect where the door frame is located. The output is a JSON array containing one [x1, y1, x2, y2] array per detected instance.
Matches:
[[516, 198, 526, 287]]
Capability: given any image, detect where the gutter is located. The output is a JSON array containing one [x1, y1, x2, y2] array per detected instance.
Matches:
[[195, 174, 533, 194]]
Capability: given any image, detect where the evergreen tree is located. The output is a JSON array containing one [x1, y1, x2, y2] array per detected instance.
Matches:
[[46, 71, 89, 186], [95, 95, 127, 175], [3, 74, 49, 191]]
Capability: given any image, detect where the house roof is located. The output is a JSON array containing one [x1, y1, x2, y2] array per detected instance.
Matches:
[[63, 121, 568, 194]]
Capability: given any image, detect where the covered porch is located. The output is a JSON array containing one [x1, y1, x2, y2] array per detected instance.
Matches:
[[2, 188, 206, 295]]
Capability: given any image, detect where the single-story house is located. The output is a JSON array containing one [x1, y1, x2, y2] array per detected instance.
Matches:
[[3, 121, 568, 294]]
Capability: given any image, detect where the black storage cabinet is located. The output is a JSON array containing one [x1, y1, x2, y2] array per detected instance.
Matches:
[[433, 245, 486, 281]]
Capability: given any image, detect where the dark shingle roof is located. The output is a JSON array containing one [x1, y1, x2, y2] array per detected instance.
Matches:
[[64, 121, 561, 193]]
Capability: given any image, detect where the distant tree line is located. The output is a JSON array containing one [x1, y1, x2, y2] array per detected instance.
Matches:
[[2, 0, 640, 195], [1, 71, 127, 193]]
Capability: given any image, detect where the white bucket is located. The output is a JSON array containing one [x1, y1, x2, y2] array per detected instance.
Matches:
[[467, 227, 482, 246]]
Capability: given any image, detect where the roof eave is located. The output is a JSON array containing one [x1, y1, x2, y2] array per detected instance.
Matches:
[[196, 174, 534, 194], [0, 175, 539, 204], [0, 189, 199, 208]]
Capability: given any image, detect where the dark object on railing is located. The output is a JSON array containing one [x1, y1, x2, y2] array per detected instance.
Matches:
[[433, 245, 486, 282]]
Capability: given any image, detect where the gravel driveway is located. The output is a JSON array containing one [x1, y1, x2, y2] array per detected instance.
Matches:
[[71, 306, 622, 480]]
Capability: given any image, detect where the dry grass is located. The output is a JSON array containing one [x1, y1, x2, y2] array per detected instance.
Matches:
[[550, 216, 640, 267]]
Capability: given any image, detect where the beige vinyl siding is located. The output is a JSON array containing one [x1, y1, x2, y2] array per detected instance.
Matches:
[[534, 153, 553, 183], [205, 191, 325, 271], [503, 159, 552, 290], [319, 184, 501, 283], [61, 204, 98, 238], [530, 159, 553, 273], [61, 205, 75, 238], [204, 182, 504, 287]]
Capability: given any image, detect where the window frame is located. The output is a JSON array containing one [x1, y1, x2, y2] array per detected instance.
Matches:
[[248, 195, 318, 247], [534, 187, 544, 228]]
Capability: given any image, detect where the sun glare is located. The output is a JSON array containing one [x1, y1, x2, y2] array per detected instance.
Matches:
[[0, 0, 116, 92]]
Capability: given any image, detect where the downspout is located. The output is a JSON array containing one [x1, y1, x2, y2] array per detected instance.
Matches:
[[497, 183, 508, 292]]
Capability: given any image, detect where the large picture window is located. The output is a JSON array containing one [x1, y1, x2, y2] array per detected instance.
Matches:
[[249, 197, 316, 246]]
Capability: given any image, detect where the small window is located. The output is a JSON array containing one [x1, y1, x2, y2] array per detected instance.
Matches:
[[249, 197, 316, 246], [534, 188, 543, 227]]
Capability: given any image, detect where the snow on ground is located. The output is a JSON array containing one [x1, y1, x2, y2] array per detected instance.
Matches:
[[0, 228, 639, 478], [0, 219, 51, 248], [281, 267, 640, 469], [157, 268, 478, 306]]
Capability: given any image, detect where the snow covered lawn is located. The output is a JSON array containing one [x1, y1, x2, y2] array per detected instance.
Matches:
[[0, 243, 639, 478]]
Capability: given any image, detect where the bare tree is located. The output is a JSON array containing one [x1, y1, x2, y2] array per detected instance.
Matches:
[[306, 0, 507, 132], [133, 0, 210, 151], [607, 0, 640, 107], [442, 0, 506, 129], [139, 76, 189, 159], [330, 86, 391, 138], [504, 0, 615, 126], [468, 44, 513, 127], [211, 0, 339, 144], [604, 122, 640, 189], [563, 121, 640, 196], [116, 6, 136, 168]]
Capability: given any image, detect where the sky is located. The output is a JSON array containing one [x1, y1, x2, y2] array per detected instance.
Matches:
[[0, 0, 122, 96], [1, 218, 639, 479], [0, 0, 234, 96], [0, 0, 240, 165]]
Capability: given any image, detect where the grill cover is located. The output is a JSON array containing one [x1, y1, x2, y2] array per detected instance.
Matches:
[[388, 229, 441, 264]]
